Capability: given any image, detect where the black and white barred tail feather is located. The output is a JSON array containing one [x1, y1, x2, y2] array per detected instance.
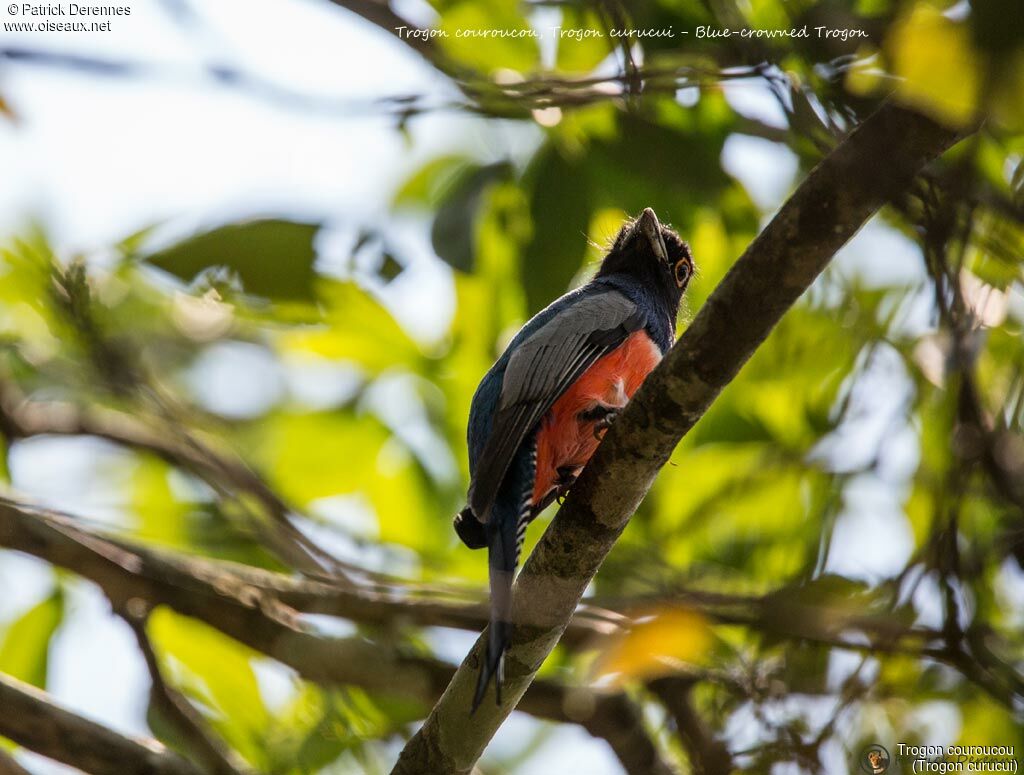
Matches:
[[515, 444, 538, 566], [471, 441, 536, 713]]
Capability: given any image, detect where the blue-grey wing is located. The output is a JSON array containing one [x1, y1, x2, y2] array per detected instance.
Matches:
[[467, 289, 644, 522]]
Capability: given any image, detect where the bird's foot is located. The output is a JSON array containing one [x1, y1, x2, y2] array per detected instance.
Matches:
[[593, 413, 617, 440], [580, 404, 620, 440]]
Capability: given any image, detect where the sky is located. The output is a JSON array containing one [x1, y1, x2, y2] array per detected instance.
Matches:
[[0, 0, 992, 772]]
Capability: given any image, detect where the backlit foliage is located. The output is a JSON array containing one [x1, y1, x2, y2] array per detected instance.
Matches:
[[1, 0, 1023, 772]]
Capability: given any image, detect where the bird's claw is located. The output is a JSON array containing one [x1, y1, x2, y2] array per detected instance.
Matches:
[[580, 404, 620, 440], [593, 410, 619, 440]]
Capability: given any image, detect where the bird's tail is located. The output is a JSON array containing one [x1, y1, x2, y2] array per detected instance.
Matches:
[[472, 479, 534, 712]]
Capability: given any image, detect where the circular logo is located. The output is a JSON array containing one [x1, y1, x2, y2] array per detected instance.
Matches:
[[859, 744, 891, 774]]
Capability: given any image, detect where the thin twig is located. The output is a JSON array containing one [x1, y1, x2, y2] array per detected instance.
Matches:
[[119, 605, 251, 775]]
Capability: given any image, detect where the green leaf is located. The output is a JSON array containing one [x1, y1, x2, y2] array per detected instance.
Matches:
[[260, 410, 391, 506], [881, 4, 981, 128], [129, 456, 191, 550], [124, 454, 276, 566], [554, 8, 609, 73], [0, 232, 64, 356], [431, 162, 513, 273], [521, 146, 593, 313], [966, 214, 1024, 289], [143, 220, 321, 301], [393, 155, 474, 209], [275, 280, 422, 372], [149, 608, 269, 767], [256, 407, 443, 554], [266, 685, 415, 774], [437, 0, 539, 73], [0, 431, 9, 484], [0, 589, 64, 689], [115, 222, 163, 259]]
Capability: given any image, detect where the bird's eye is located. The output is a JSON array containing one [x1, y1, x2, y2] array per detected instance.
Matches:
[[674, 259, 691, 288]]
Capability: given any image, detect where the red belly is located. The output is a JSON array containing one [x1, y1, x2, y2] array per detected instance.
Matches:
[[532, 330, 662, 504]]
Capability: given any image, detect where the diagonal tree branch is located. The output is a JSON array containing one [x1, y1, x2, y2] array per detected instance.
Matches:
[[0, 672, 200, 775], [391, 103, 965, 775]]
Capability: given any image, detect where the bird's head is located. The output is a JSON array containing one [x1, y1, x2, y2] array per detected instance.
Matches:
[[596, 208, 693, 315]]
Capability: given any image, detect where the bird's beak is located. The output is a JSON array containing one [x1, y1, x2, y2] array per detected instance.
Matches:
[[637, 207, 668, 263]]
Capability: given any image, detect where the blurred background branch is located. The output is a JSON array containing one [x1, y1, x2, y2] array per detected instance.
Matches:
[[0, 497, 670, 774], [0, 672, 200, 775], [120, 606, 252, 775]]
